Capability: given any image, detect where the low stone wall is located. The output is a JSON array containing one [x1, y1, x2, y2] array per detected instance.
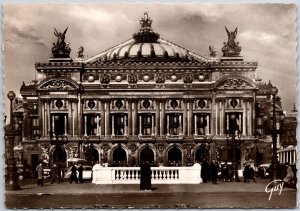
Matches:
[[92, 163, 202, 184]]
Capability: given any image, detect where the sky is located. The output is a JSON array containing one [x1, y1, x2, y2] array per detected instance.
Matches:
[[3, 3, 297, 117]]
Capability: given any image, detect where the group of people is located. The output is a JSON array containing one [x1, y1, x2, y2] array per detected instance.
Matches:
[[243, 163, 257, 183], [201, 159, 219, 184], [35, 162, 84, 186]]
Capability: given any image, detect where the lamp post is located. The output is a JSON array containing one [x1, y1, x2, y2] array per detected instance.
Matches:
[[227, 114, 243, 182], [270, 86, 279, 182], [5, 91, 21, 190]]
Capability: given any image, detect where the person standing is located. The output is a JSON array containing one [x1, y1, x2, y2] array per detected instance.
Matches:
[[211, 160, 219, 184], [243, 163, 250, 183], [140, 161, 152, 191], [36, 162, 43, 186], [78, 163, 83, 183], [201, 159, 209, 183], [249, 166, 257, 183], [51, 163, 58, 184], [283, 163, 294, 186], [69, 163, 78, 184]]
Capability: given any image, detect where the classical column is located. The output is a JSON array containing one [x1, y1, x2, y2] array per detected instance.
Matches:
[[64, 115, 67, 135], [155, 100, 160, 136], [220, 99, 225, 135], [166, 115, 170, 136], [46, 100, 50, 136], [160, 100, 166, 136], [112, 115, 115, 136], [41, 101, 45, 136], [84, 115, 87, 136], [100, 101, 105, 137], [96, 115, 100, 136], [242, 99, 247, 135], [105, 101, 111, 137], [68, 100, 72, 136], [151, 114, 155, 135], [194, 114, 197, 136], [247, 101, 252, 136], [132, 100, 138, 136], [183, 100, 188, 136], [71, 101, 75, 137], [124, 115, 128, 136], [128, 100, 132, 136], [179, 114, 182, 135], [215, 99, 219, 136], [139, 115, 142, 136], [52, 115, 55, 136], [188, 100, 193, 137], [206, 115, 210, 135]]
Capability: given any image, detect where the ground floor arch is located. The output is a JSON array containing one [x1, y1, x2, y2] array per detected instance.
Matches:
[[112, 147, 127, 166], [167, 147, 182, 166], [52, 146, 67, 165], [195, 145, 210, 163], [84, 145, 100, 166], [139, 146, 155, 165]]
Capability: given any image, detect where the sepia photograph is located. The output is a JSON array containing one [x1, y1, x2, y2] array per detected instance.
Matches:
[[3, 3, 297, 209]]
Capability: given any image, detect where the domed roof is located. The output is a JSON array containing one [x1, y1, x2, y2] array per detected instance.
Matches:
[[85, 12, 209, 64]]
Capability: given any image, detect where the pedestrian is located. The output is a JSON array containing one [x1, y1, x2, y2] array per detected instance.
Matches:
[[210, 160, 219, 184], [51, 163, 60, 184], [78, 163, 83, 183], [243, 163, 250, 183], [36, 162, 44, 186], [69, 163, 78, 184], [222, 162, 229, 182], [140, 161, 152, 191], [283, 163, 294, 187], [201, 159, 209, 183], [249, 166, 257, 183]]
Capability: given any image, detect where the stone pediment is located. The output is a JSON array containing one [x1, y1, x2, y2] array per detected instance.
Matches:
[[37, 78, 79, 91], [214, 76, 257, 90]]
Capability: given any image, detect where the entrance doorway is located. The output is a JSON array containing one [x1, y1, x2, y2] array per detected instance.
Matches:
[[84, 146, 99, 166], [140, 147, 154, 165], [52, 146, 67, 165], [167, 147, 182, 166], [195, 146, 209, 163], [112, 147, 127, 166]]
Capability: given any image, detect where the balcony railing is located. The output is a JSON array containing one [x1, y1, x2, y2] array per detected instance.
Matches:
[[92, 164, 202, 184]]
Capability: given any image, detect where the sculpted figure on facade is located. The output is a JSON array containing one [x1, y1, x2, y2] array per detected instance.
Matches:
[[52, 27, 71, 58], [209, 45, 217, 58], [222, 27, 242, 57]]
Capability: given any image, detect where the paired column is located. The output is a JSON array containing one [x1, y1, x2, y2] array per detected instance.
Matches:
[[160, 100, 166, 136], [187, 100, 193, 137], [155, 100, 160, 136], [104, 100, 111, 137], [127, 100, 132, 136], [183, 100, 188, 136], [132, 100, 138, 136]]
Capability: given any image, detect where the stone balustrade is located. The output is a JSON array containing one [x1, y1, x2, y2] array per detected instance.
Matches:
[[92, 163, 202, 184]]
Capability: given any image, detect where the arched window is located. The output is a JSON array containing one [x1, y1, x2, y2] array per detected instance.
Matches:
[[52, 146, 66, 164], [140, 147, 154, 165], [112, 147, 127, 166], [195, 147, 209, 163], [167, 147, 182, 166], [84, 146, 99, 166]]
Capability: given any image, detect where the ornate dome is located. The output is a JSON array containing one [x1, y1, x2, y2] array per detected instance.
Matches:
[[85, 12, 209, 63]]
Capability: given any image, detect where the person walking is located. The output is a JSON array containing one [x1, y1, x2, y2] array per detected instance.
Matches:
[[36, 162, 44, 186], [69, 163, 78, 184], [249, 165, 257, 183], [51, 163, 61, 184], [211, 160, 219, 184], [78, 163, 83, 183], [243, 163, 250, 183]]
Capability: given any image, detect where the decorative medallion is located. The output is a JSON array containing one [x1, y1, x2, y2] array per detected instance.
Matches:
[[115, 100, 124, 109], [88, 100, 96, 109], [170, 100, 179, 109], [170, 74, 177, 82], [142, 100, 151, 109], [55, 99, 63, 109], [198, 100, 206, 108], [115, 75, 122, 82], [230, 99, 238, 108], [183, 73, 193, 83], [100, 74, 110, 84], [155, 73, 165, 83], [128, 73, 138, 84]]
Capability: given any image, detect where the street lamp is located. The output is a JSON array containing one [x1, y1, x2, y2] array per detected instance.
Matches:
[[5, 91, 21, 190], [270, 86, 279, 182], [227, 114, 243, 182]]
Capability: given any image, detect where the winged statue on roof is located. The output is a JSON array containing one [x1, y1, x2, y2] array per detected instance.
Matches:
[[222, 26, 241, 57]]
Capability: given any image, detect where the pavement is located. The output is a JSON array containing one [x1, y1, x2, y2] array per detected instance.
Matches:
[[6, 178, 296, 195]]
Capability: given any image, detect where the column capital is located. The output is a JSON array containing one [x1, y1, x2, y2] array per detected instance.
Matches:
[[243, 97, 254, 102], [215, 97, 226, 103], [155, 99, 166, 103], [127, 99, 139, 104], [100, 99, 112, 104]]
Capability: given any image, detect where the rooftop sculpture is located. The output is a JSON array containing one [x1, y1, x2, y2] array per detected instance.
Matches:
[[51, 27, 71, 58], [221, 27, 242, 57]]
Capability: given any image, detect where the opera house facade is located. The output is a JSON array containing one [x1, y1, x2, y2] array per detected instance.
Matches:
[[17, 13, 283, 170]]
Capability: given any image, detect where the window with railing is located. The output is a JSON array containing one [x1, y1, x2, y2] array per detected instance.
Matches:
[[166, 113, 182, 136], [31, 117, 39, 138], [50, 113, 68, 136], [112, 114, 127, 136], [83, 114, 100, 136], [139, 113, 155, 135], [225, 112, 242, 134], [193, 113, 210, 135]]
